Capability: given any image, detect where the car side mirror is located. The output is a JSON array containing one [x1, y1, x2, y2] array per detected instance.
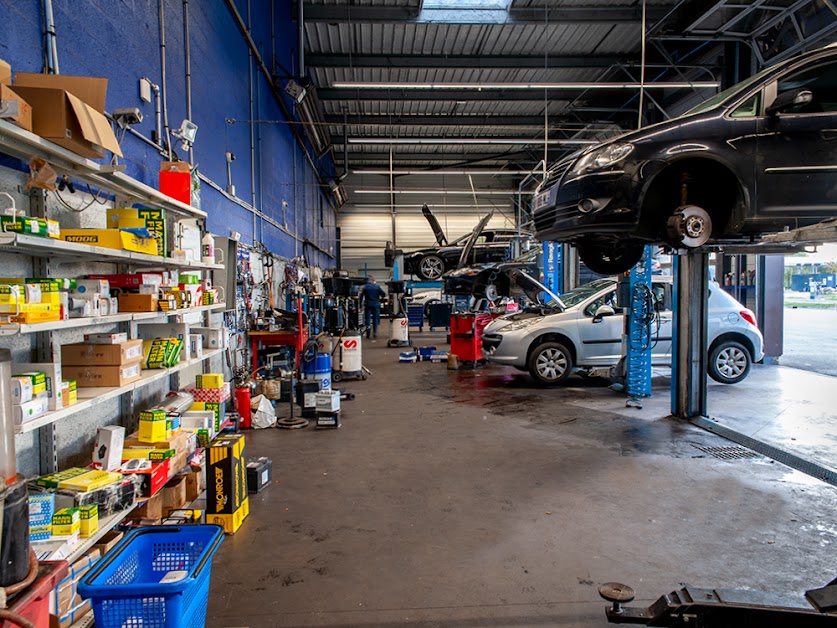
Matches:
[[592, 304, 615, 323], [767, 89, 813, 116]]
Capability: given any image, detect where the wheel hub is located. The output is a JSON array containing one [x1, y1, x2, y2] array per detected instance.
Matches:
[[667, 204, 712, 248]]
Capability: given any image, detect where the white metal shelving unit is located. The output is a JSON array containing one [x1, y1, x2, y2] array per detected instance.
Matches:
[[0, 117, 231, 553]]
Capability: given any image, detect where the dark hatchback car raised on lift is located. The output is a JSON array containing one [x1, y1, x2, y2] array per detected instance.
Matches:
[[532, 44, 837, 274], [400, 205, 527, 280]]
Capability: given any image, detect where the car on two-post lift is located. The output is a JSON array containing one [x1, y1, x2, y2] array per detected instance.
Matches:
[[532, 44, 837, 275]]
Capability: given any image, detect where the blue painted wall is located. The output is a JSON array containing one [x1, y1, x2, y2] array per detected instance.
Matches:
[[0, 0, 337, 266]]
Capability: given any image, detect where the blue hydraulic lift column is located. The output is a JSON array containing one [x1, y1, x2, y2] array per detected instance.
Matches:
[[542, 241, 563, 295], [624, 246, 654, 400]]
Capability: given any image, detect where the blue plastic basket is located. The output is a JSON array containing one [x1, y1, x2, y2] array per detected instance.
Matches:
[[78, 525, 224, 628]]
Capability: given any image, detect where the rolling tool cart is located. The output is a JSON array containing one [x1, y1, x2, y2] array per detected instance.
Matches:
[[449, 312, 494, 365]]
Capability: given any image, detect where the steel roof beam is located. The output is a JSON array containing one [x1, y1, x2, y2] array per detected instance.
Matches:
[[318, 88, 634, 101], [323, 114, 622, 126], [300, 4, 673, 24], [306, 54, 630, 69]]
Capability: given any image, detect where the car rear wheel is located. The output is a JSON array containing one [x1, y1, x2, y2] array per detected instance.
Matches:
[[577, 238, 645, 275], [708, 340, 751, 384], [528, 342, 573, 385], [417, 255, 445, 280]]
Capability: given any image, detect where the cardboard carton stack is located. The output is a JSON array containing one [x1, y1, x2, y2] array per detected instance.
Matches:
[[0, 57, 33, 132], [61, 335, 143, 388]]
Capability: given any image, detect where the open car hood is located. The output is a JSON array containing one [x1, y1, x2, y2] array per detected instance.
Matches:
[[421, 204, 448, 246], [509, 269, 565, 309], [457, 211, 493, 269]]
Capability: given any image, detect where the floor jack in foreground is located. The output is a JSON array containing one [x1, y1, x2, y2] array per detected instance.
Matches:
[[599, 578, 837, 627]]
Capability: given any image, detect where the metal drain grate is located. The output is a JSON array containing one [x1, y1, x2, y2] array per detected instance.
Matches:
[[694, 445, 760, 460]]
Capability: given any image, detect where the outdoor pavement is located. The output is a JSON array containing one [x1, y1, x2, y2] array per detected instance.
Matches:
[[781, 306, 837, 378]]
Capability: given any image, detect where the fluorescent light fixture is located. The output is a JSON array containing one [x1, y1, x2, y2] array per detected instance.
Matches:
[[347, 138, 598, 145], [352, 169, 533, 175], [331, 81, 720, 90], [353, 189, 534, 195], [348, 204, 513, 209]]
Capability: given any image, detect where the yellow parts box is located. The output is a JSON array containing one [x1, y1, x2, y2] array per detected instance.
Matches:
[[60, 229, 159, 255], [122, 446, 175, 461], [195, 373, 224, 389], [206, 434, 247, 534], [107, 207, 167, 257], [52, 507, 80, 536], [208, 498, 249, 534], [36, 467, 89, 489], [78, 505, 98, 538], [13, 371, 46, 396], [139, 417, 168, 444], [57, 470, 122, 493], [61, 339, 144, 366]]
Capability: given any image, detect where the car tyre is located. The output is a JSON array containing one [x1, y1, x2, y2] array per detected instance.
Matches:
[[527, 341, 573, 386], [577, 238, 645, 275], [417, 254, 446, 280], [708, 340, 751, 384]]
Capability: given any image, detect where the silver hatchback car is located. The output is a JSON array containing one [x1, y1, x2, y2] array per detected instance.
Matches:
[[482, 277, 764, 386]]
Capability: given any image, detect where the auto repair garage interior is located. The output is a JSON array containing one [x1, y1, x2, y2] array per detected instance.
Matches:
[[2, 1, 837, 627]]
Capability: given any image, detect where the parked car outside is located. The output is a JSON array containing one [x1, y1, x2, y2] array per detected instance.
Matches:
[[532, 44, 837, 274], [400, 205, 530, 280], [482, 277, 764, 386]]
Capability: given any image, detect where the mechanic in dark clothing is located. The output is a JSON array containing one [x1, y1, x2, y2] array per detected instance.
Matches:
[[360, 277, 386, 338]]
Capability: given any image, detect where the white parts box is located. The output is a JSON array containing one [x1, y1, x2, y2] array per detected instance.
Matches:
[[189, 334, 203, 359], [315, 391, 340, 413], [14, 396, 49, 425], [191, 327, 224, 349], [11, 377, 33, 403], [93, 425, 125, 471]]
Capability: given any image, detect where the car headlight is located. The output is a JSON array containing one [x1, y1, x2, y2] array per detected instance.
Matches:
[[569, 143, 634, 177]]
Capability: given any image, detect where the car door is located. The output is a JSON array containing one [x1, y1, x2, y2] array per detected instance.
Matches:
[[756, 58, 837, 219], [577, 289, 624, 365]]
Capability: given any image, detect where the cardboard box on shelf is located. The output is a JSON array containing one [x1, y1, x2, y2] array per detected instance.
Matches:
[[13, 370, 46, 396], [121, 446, 174, 461], [0, 58, 10, 85], [0, 83, 33, 132], [92, 425, 125, 471], [141, 337, 183, 368], [60, 229, 158, 255], [191, 326, 224, 349], [51, 507, 80, 536], [57, 469, 121, 493], [195, 373, 224, 389], [83, 332, 128, 344], [61, 339, 143, 366], [117, 293, 158, 312], [138, 411, 168, 444], [107, 207, 167, 257], [92, 530, 123, 556], [161, 476, 187, 516], [62, 380, 77, 406], [121, 459, 169, 497], [185, 382, 230, 404], [29, 493, 55, 541], [86, 274, 163, 290], [0, 215, 59, 238], [11, 376, 33, 403], [51, 549, 100, 628], [127, 491, 163, 521], [190, 401, 225, 432], [184, 470, 202, 501], [61, 361, 142, 388], [15, 362, 63, 411], [13, 72, 122, 159], [53, 477, 137, 517]]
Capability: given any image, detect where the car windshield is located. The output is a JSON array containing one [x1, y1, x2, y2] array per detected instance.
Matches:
[[685, 64, 777, 115], [546, 278, 615, 309]]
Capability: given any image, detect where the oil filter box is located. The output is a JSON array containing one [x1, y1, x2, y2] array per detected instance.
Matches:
[[246, 457, 272, 494], [206, 433, 249, 533]]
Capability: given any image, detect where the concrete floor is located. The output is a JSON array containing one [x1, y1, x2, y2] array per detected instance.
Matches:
[[207, 323, 837, 628]]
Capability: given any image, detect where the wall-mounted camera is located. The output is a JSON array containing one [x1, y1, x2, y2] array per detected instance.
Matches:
[[113, 107, 143, 128]]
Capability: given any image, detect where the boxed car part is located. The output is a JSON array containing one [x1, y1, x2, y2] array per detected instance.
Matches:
[[15, 361, 63, 410], [51, 549, 100, 628], [61, 362, 141, 388], [190, 400, 225, 431], [56, 469, 121, 493], [61, 339, 143, 366], [138, 408, 168, 443], [141, 337, 184, 368], [206, 433, 248, 533], [0, 215, 59, 238], [0, 83, 33, 132], [191, 326, 224, 349], [11, 376, 33, 403], [60, 228, 158, 255], [52, 476, 138, 516], [13, 370, 46, 395], [117, 293, 158, 312], [62, 379, 77, 405], [189, 334, 203, 359], [120, 458, 169, 497], [195, 373, 224, 389], [29, 493, 55, 541], [83, 332, 128, 344], [73, 279, 110, 296], [107, 207, 167, 257], [246, 457, 272, 494], [92, 530, 122, 555], [13, 72, 122, 159], [78, 504, 98, 537], [13, 396, 48, 425], [92, 425, 124, 471], [52, 507, 80, 536], [161, 476, 187, 516]]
